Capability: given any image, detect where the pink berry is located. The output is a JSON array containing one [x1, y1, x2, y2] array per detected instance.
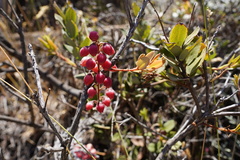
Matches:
[[97, 53, 107, 64], [80, 57, 89, 67], [84, 74, 94, 86], [102, 43, 115, 55], [86, 143, 93, 150], [95, 72, 105, 84], [85, 58, 96, 70], [102, 96, 111, 106], [86, 101, 94, 111], [87, 87, 97, 98], [101, 59, 112, 71], [96, 103, 105, 113], [89, 43, 99, 56], [89, 31, 99, 41], [106, 88, 115, 99], [103, 77, 112, 88], [79, 46, 89, 57]]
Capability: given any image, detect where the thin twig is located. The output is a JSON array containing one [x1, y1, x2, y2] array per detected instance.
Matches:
[[130, 38, 159, 51], [68, 85, 89, 143], [0, 34, 82, 97], [111, 0, 149, 65], [124, 113, 168, 139], [28, 44, 65, 146], [148, 0, 169, 43], [0, 115, 53, 133]]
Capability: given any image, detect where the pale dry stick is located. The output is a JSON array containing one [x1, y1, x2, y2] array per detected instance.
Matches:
[[111, 0, 149, 65], [28, 44, 65, 146], [0, 34, 81, 97], [0, 3, 34, 122], [0, 46, 34, 94], [130, 38, 159, 51]]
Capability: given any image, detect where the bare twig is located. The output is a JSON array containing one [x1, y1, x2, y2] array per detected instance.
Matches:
[[0, 115, 53, 133], [0, 34, 81, 97], [124, 113, 168, 139], [148, 0, 169, 42], [111, 0, 149, 65], [68, 85, 89, 143], [28, 44, 65, 146], [0, 1, 34, 122], [130, 38, 159, 51]]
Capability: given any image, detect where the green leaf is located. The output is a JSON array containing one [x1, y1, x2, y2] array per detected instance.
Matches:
[[139, 108, 149, 122], [64, 44, 73, 53], [65, 20, 78, 38], [163, 120, 176, 132], [169, 23, 188, 47], [80, 37, 91, 47], [185, 37, 202, 65], [132, 2, 140, 17], [166, 71, 183, 81], [72, 46, 80, 60], [147, 143, 156, 152], [53, 2, 65, 18], [54, 13, 65, 28], [161, 47, 178, 65], [165, 43, 182, 57], [63, 33, 76, 46], [65, 7, 77, 24], [184, 27, 200, 46]]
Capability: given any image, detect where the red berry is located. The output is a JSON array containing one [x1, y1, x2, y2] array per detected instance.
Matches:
[[86, 101, 94, 110], [89, 43, 99, 56], [84, 74, 94, 86], [106, 88, 115, 99], [95, 72, 105, 84], [102, 43, 115, 55], [86, 58, 96, 70], [89, 31, 99, 41], [96, 103, 105, 113], [87, 87, 97, 98], [79, 46, 89, 57], [97, 53, 107, 64], [101, 59, 112, 71], [102, 96, 111, 106], [80, 57, 89, 67], [91, 65, 99, 73], [103, 77, 112, 88]]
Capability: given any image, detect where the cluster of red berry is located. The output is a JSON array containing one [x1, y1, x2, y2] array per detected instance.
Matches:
[[72, 143, 98, 159], [79, 31, 116, 113]]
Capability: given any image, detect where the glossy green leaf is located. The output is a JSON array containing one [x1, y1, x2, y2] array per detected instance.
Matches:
[[169, 23, 188, 47], [80, 37, 91, 47], [163, 120, 176, 132], [132, 2, 140, 17], [184, 27, 200, 46], [186, 47, 206, 76], [185, 37, 202, 65], [65, 20, 78, 38], [161, 48, 178, 65], [166, 43, 182, 57], [65, 7, 77, 24]]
